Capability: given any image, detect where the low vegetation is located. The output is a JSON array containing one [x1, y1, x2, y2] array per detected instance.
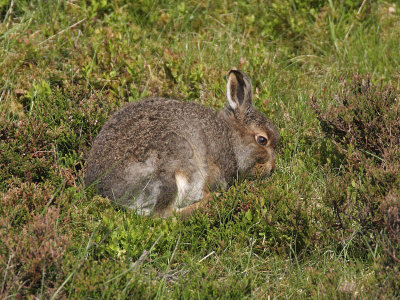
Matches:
[[1, 0, 399, 298]]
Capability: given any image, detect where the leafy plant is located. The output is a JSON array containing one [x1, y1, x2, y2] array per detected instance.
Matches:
[[312, 73, 400, 266]]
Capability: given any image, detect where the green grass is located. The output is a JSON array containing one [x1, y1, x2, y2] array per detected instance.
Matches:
[[1, 0, 400, 298]]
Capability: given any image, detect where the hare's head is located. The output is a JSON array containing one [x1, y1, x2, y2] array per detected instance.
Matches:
[[221, 69, 279, 177]]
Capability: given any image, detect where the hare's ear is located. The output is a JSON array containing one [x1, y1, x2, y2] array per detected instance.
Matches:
[[226, 69, 253, 111]]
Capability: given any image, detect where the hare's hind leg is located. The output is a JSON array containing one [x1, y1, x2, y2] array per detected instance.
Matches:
[[173, 169, 212, 217], [176, 190, 212, 217], [153, 168, 210, 218]]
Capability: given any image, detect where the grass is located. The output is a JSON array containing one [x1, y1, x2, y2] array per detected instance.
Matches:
[[1, 0, 400, 298]]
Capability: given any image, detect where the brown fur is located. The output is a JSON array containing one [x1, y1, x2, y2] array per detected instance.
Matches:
[[85, 70, 279, 217]]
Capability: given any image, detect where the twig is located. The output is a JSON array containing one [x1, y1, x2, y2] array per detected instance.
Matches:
[[120, 234, 164, 296], [2, 0, 14, 23], [38, 18, 86, 46], [205, 254, 221, 280], [0, 254, 13, 296], [105, 233, 162, 284], [0, 89, 7, 103], [345, 0, 368, 40], [198, 250, 215, 263], [169, 234, 181, 265], [131, 233, 162, 269], [130, 249, 149, 269]]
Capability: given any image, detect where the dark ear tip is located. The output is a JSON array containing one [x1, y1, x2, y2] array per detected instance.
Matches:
[[228, 69, 245, 80]]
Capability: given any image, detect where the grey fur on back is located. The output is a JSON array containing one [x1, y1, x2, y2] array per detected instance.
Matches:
[[85, 98, 236, 211]]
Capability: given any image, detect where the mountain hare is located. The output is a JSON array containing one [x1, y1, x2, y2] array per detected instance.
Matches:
[[85, 70, 279, 217]]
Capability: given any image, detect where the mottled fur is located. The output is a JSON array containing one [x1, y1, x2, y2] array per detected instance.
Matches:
[[85, 70, 279, 217]]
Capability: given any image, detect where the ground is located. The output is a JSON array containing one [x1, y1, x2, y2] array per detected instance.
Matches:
[[1, 0, 400, 298]]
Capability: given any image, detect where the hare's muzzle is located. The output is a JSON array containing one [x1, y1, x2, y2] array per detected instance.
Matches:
[[254, 160, 276, 178]]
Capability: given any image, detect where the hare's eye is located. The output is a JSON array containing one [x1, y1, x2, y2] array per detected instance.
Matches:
[[256, 135, 268, 146]]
